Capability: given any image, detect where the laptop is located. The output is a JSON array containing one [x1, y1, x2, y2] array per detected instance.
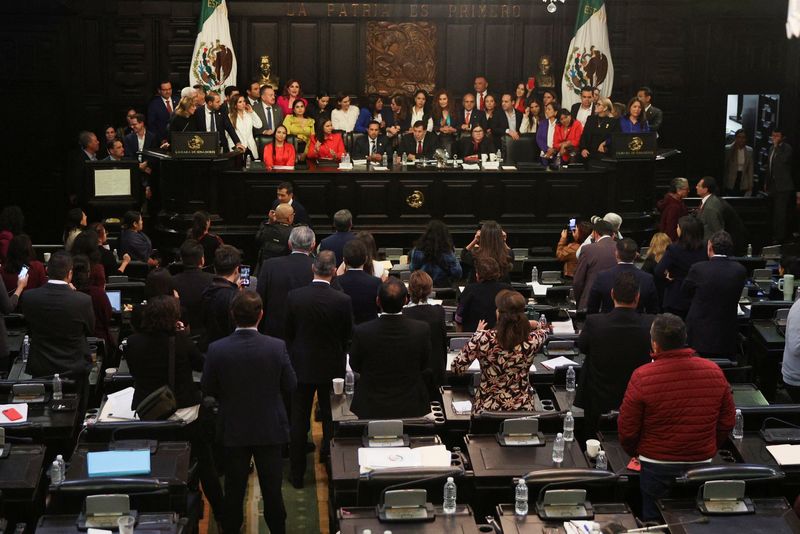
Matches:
[[612, 132, 657, 159], [106, 290, 122, 313]]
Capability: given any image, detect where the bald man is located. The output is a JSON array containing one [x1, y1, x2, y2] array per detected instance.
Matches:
[[256, 203, 296, 266]]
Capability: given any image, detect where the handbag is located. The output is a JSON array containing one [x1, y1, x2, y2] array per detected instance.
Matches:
[[135, 336, 177, 421]]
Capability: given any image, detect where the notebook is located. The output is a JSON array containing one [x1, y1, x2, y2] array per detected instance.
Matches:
[[87, 449, 151, 477]]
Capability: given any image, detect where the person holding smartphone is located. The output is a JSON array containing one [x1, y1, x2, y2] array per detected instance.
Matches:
[[227, 94, 263, 159], [0, 264, 27, 368], [1, 234, 46, 294], [556, 220, 592, 278]]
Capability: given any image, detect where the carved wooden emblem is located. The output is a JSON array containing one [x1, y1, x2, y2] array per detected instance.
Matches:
[[365, 21, 436, 95]]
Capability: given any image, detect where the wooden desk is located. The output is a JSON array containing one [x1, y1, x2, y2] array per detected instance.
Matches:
[[750, 320, 786, 401], [658, 497, 800, 533], [496, 502, 638, 533], [337, 505, 482, 533]]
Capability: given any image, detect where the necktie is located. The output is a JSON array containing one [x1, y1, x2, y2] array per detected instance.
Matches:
[[417, 141, 423, 155], [266, 106, 273, 130], [370, 140, 376, 154], [165, 99, 172, 113], [478, 93, 484, 111], [465, 110, 471, 125], [210, 111, 217, 132]]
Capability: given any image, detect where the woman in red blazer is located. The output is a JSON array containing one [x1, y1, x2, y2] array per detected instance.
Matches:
[[553, 108, 584, 164], [306, 118, 345, 164], [263, 125, 297, 170]]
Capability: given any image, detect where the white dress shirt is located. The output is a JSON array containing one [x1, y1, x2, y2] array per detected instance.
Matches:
[[331, 106, 360, 133], [226, 111, 263, 158], [410, 108, 434, 131], [575, 105, 592, 126]]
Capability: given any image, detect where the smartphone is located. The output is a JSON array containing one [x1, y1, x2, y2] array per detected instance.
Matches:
[[240, 265, 251, 287], [18, 265, 29, 279], [526, 77, 535, 91], [568, 218, 576, 231], [2, 408, 22, 421]]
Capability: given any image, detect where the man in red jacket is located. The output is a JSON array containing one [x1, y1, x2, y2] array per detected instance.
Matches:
[[618, 313, 735, 520]]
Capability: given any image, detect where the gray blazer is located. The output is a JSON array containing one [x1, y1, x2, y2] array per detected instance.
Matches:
[[768, 141, 794, 193], [698, 194, 725, 240], [572, 236, 618, 310], [724, 143, 754, 192], [252, 101, 285, 139]]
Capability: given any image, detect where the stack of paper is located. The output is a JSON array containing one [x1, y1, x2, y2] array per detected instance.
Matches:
[[482, 161, 500, 170], [767, 444, 800, 465], [452, 400, 472, 414], [98, 387, 138, 421], [462, 163, 480, 170], [526, 282, 553, 296], [501, 165, 518, 170], [338, 162, 354, 170], [541, 356, 579, 370], [551, 320, 575, 335], [358, 444, 451, 474], [372, 166, 389, 171]]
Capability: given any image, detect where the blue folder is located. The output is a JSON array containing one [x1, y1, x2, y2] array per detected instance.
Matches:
[[87, 449, 151, 477]]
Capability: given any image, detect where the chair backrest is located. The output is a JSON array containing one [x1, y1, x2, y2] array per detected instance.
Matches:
[[505, 135, 538, 164], [350, 132, 365, 155], [255, 135, 273, 157], [438, 134, 456, 156]]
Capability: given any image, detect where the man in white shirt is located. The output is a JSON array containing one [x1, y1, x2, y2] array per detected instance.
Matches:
[[571, 86, 595, 126], [246, 81, 261, 107], [474, 75, 489, 112]]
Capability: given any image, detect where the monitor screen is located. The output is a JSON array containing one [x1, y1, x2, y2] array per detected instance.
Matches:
[[106, 290, 122, 313]]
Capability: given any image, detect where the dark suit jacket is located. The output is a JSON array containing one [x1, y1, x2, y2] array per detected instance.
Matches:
[[698, 195, 725, 241], [318, 231, 356, 266], [338, 269, 381, 324], [352, 134, 390, 160], [270, 198, 308, 226], [576, 308, 653, 426], [586, 263, 660, 314], [21, 283, 94, 377], [192, 105, 241, 151], [398, 132, 439, 158], [257, 252, 314, 338], [147, 95, 179, 142], [494, 109, 524, 135], [200, 277, 239, 349], [285, 281, 353, 384], [683, 257, 747, 356], [252, 101, 285, 137], [0, 287, 19, 367], [654, 244, 708, 314], [456, 108, 487, 130], [203, 329, 297, 446], [123, 130, 159, 159], [349, 315, 431, 419], [645, 104, 663, 132], [456, 136, 496, 159], [403, 303, 447, 390], [573, 237, 618, 310], [570, 102, 595, 121], [768, 141, 794, 192], [173, 267, 216, 332]]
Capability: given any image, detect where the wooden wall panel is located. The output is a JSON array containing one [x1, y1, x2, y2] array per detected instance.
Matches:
[[444, 24, 475, 95], [287, 22, 320, 94], [249, 21, 280, 85], [328, 23, 359, 94]]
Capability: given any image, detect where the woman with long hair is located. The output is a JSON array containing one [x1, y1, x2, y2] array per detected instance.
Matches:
[[282, 99, 315, 154], [552, 108, 584, 164], [536, 101, 560, 165], [188, 211, 224, 268], [0, 234, 46, 293], [71, 254, 113, 350], [452, 289, 548, 412], [641, 232, 671, 274], [409, 220, 462, 287], [390, 94, 411, 132], [71, 229, 106, 288], [306, 118, 345, 164], [520, 99, 543, 134], [409, 90, 432, 132], [431, 89, 457, 135], [331, 93, 360, 133], [355, 93, 391, 133], [513, 82, 528, 113], [655, 215, 708, 316], [276, 79, 307, 116], [461, 220, 513, 283], [484, 94, 499, 139], [455, 257, 512, 332], [306, 90, 330, 122], [263, 125, 296, 170], [64, 208, 86, 251], [579, 96, 621, 161], [619, 96, 650, 133], [556, 221, 592, 278], [226, 93, 262, 159], [168, 96, 197, 134]]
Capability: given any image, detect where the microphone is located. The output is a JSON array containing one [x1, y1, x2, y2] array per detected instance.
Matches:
[[624, 516, 709, 532]]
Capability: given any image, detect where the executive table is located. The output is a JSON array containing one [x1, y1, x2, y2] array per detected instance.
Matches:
[[496, 502, 639, 533], [657, 497, 800, 533], [337, 505, 483, 533]]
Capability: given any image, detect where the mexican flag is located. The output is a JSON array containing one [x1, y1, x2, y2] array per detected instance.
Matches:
[[561, 0, 614, 109], [190, 0, 237, 93]]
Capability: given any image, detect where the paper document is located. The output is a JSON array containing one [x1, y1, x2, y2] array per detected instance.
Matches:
[[462, 163, 480, 170], [551, 320, 575, 335], [338, 163, 354, 170], [372, 166, 389, 171], [273, 165, 295, 170], [98, 387, 138, 421], [352, 159, 367, 166], [88, 529, 113, 534], [0, 403, 28, 423], [94, 169, 131, 197], [564, 521, 600, 534], [358, 445, 451, 474], [482, 161, 500, 170], [452, 400, 472, 414], [767, 444, 800, 465], [527, 282, 553, 296], [541, 356, 579, 370], [428, 298, 443, 306], [501, 165, 518, 170]]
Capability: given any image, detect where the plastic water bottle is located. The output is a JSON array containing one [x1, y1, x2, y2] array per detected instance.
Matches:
[[566, 366, 576, 393], [343, 152, 351, 164], [495, 149, 502, 162], [732, 409, 744, 439], [56, 454, 66, 475], [746, 243, 753, 257], [381, 152, 388, 167], [245, 154, 253, 169], [112, 249, 119, 263], [345, 370, 354, 395], [401, 152, 408, 165], [595, 450, 607, 470], [443, 477, 457, 514], [52, 374, 63, 401], [531, 266, 538, 284], [50, 460, 63, 484], [552, 432, 565, 463], [539, 314, 548, 331], [514, 478, 528, 516], [563, 411, 575, 442], [21, 335, 29, 363]]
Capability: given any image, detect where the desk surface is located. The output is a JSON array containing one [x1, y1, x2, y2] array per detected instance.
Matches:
[[497, 502, 638, 533], [0, 394, 81, 440], [752, 321, 786, 349], [658, 497, 800, 533], [0, 444, 44, 501], [330, 435, 443, 482], [729, 432, 800, 475], [65, 441, 191, 485], [337, 505, 482, 533], [35, 512, 183, 533], [465, 434, 588, 480], [440, 386, 562, 424], [599, 434, 734, 477]]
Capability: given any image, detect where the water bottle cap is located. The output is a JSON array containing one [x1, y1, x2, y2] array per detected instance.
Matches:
[[556, 432, 563, 438], [54, 374, 59, 378], [598, 451, 605, 457], [735, 408, 742, 414], [447, 477, 454, 483], [566, 411, 572, 417], [57, 454, 63, 460]]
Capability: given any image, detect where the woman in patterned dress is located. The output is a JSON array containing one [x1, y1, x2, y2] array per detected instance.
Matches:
[[452, 289, 548, 413]]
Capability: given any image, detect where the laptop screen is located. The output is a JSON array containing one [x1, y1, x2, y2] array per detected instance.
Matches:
[[106, 290, 122, 313]]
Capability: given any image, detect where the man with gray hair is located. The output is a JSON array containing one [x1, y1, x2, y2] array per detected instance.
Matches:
[[657, 177, 689, 241], [285, 250, 353, 487], [257, 226, 316, 339], [577, 212, 623, 258], [318, 208, 355, 265], [68, 131, 100, 204]]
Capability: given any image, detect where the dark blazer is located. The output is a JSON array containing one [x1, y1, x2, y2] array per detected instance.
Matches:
[[270, 198, 308, 226], [494, 109, 524, 135], [203, 329, 297, 447], [123, 130, 159, 159], [456, 107, 487, 131], [570, 102, 595, 121], [654, 244, 708, 314], [257, 252, 314, 338], [252, 101, 285, 137], [173, 267, 216, 332], [318, 231, 356, 266], [119, 229, 152, 263], [0, 288, 20, 368], [586, 263, 660, 314], [402, 304, 447, 390], [349, 315, 431, 419], [192, 105, 241, 151], [200, 277, 239, 349], [768, 141, 793, 192], [698, 195, 725, 241], [352, 134, 390, 160], [168, 114, 194, 135], [456, 136, 496, 159], [21, 283, 94, 377], [576, 308, 653, 429], [338, 269, 381, 324], [683, 257, 747, 356], [573, 237, 618, 310], [645, 104, 663, 132], [147, 95, 179, 142], [398, 131, 440, 158], [285, 281, 353, 384], [126, 332, 203, 409], [456, 280, 513, 332]]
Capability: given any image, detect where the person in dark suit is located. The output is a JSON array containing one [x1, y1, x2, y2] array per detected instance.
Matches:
[[398, 120, 440, 160], [192, 92, 244, 152], [349, 278, 432, 419], [654, 215, 708, 317], [122, 114, 159, 159], [0, 269, 26, 369], [573, 220, 618, 310], [256, 226, 315, 339], [576, 271, 653, 440], [683, 231, 747, 358], [200, 245, 242, 349], [255, 203, 295, 269], [253, 85, 285, 139], [637, 86, 663, 133], [456, 124, 496, 161], [352, 121, 390, 161], [203, 291, 297, 534], [20, 252, 94, 378], [586, 238, 659, 314], [284, 251, 353, 488], [402, 270, 447, 393], [172, 239, 215, 334], [457, 93, 487, 134], [146, 80, 179, 143], [766, 129, 795, 243], [338, 240, 381, 324], [66, 131, 100, 204], [269, 181, 309, 226], [318, 209, 355, 266], [570, 86, 596, 126], [695, 176, 725, 242]]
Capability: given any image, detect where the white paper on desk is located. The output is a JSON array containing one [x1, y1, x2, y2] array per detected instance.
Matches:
[[0, 403, 27, 423], [452, 400, 472, 414], [501, 165, 518, 170], [338, 163, 354, 170], [98, 387, 138, 421], [551, 320, 575, 335], [766, 444, 800, 465], [737, 305, 747, 316], [358, 445, 451, 474], [482, 161, 500, 170], [541, 356, 579, 370], [462, 163, 480, 170], [272, 165, 295, 171], [88, 529, 113, 534], [564, 521, 599, 534], [372, 165, 389, 171], [352, 159, 368, 166], [428, 298, 443, 306], [526, 282, 553, 296]]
